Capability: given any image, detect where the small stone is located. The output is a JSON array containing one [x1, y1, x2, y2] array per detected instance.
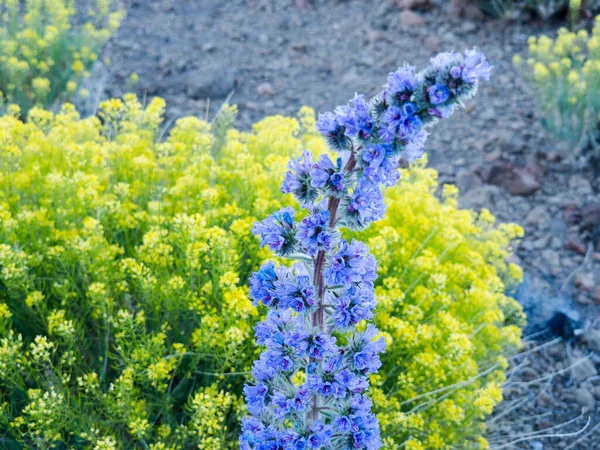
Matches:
[[485, 150, 502, 162], [463, 4, 485, 20], [565, 239, 587, 256], [593, 386, 600, 400], [525, 206, 550, 227], [574, 272, 594, 291], [572, 388, 596, 411], [395, 0, 432, 9], [456, 170, 482, 193], [568, 175, 592, 195], [424, 36, 440, 52], [475, 159, 540, 196], [186, 67, 236, 99], [576, 294, 592, 305], [529, 441, 544, 450], [399, 10, 425, 27], [519, 367, 539, 382], [573, 358, 598, 383], [582, 202, 600, 229], [458, 185, 500, 210], [536, 391, 552, 407], [256, 82, 276, 96], [459, 21, 477, 34], [580, 330, 600, 352], [592, 286, 600, 303]]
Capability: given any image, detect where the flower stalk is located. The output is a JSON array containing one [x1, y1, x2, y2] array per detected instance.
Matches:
[[240, 49, 491, 450]]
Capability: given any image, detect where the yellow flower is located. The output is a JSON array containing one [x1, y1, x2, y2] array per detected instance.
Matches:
[[533, 63, 550, 81]]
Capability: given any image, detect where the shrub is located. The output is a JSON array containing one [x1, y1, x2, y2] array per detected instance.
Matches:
[[364, 164, 524, 449], [476, 0, 595, 19], [0, 97, 523, 449], [515, 16, 600, 158], [0, 0, 123, 117]]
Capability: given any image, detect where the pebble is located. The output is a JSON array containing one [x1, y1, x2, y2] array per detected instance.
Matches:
[[399, 10, 425, 27], [573, 358, 598, 383]]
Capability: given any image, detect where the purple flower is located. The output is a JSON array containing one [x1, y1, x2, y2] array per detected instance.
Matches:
[[281, 150, 319, 205], [403, 129, 428, 163], [252, 207, 297, 256], [450, 65, 462, 79], [429, 51, 456, 70], [243, 382, 269, 416], [332, 286, 377, 329], [308, 333, 337, 360], [463, 48, 492, 83], [254, 309, 297, 346], [324, 239, 376, 288], [249, 262, 281, 307], [384, 64, 418, 100], [311, 155, 346, 193], [316, 111, 350, 151], [428, 83, 450, 105], [338, 94, 374, 140], [307, 421, 332, 449], [344, 180, 386, 229], [362, 143, 400, 187], [347, 324, 386, 374], [275, 273, 316, 313], [297, 210, 337, 256]]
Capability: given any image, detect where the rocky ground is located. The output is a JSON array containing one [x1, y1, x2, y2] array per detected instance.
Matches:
[[92, 0, 600, 447]]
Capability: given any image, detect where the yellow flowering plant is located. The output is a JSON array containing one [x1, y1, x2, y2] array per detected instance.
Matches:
[[516, 15, 600, 157], [0, 0, 123, 116], [0, 97, 523, 449]]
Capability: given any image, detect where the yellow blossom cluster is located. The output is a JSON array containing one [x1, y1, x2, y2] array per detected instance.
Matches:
[[0, 0, 123, 116], [0, 96, 523, 448], [358, 162, 524, 449], [515, 15, 600, 155]]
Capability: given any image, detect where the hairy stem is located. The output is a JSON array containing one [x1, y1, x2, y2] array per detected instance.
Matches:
[[308, 150, 357, 426]]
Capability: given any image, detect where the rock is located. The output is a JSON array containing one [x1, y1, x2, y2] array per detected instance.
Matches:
[[464, 4, 485, 20], [572, 388, 596, 411], [529, 441, 544, 450], [562, 203, 581, 225], [525, 206, 550, 227], [395, 0, 432, 9], [580, 330, 600, 352], [574, 272, 595, 291], [582, 202, 600, 229], [593, 386, 600, 400], [456, 170, 482, 193], [573, 358, 598, 384], [576, 294, 593, 305], [475, 159, 540, 196], [593, 286, 600, 303], [186, 67, 236, 99], [256, 82, 276, 96], [520, 367, 539, 382], [399, 10, 425, 27], [536, 391, 552, 407], [424, 36, 440, 52], [568, 175, 592, 195], [565, 238, 587, 256], [459, 21, 478, 34], [458, 185, 500, 210]]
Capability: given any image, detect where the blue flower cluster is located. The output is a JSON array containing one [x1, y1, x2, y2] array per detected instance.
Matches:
[[241, 49, 490, 450]]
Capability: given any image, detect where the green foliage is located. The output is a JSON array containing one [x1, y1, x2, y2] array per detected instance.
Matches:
[[0, 97, 523, 449], [515, 16, 600, 158], [0, 0, 123, 117]]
